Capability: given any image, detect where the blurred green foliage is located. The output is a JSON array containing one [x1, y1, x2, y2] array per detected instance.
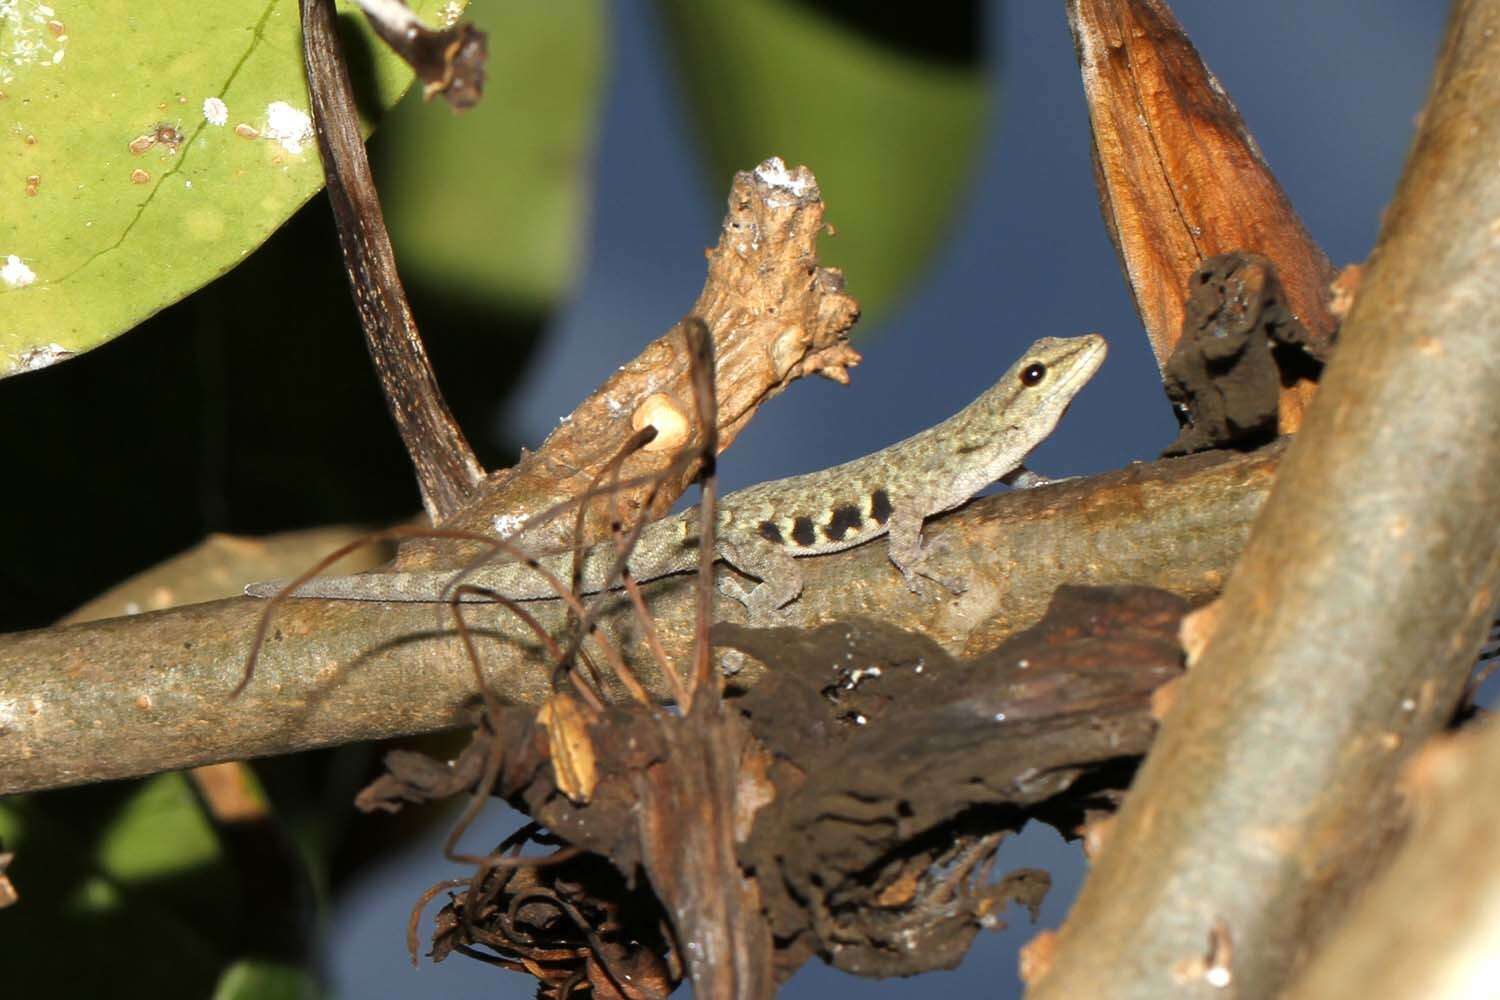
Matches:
[[378, 2, 604, 311], [659, 0, 990, 319], [0, 771, 319, 996]]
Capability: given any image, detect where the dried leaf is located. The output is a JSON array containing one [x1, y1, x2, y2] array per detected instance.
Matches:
[[538, 692, 599, 804]]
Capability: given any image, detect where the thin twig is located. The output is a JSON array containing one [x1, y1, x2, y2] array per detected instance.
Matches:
[[682, 319, 721, 707]]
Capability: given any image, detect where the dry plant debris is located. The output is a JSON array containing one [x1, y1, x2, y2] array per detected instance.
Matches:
[[355, 584, 1184, 992]]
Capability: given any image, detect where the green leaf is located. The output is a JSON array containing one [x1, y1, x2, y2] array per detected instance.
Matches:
[[374, 0, 605, 312], [0, 770, 318, 996], [657, 0, 992, 320], [0, 0, 448, 378], [213, 960, 322, 1000], [0, 775, 237, 994]]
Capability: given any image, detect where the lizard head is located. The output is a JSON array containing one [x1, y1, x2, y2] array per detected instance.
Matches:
[[950, 333, 1108, 479], [1010, 333, 1108, 416]]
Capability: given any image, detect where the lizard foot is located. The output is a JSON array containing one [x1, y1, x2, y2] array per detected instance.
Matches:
[[717, 576, 800, 626], [895, 540, 967, 598], [902, 567, 968, 598]]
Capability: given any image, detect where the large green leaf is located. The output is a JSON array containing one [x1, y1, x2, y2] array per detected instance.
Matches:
[[375, 0, 605, 312], [657, 0, 992, 320], [0, 0, 447, 378]]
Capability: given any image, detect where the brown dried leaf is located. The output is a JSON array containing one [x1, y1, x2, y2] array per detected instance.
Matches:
[[538, 692, 599, 805]]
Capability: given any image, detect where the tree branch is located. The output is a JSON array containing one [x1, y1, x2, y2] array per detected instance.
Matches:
[[1284, 717, 1500, 999], [0, 444, 1279, 795], [1032, 2, 1500, 995], [393, 157, 863, 575]]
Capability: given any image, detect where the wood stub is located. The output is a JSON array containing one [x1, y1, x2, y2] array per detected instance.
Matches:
[[1067, 0, 1339, 432]]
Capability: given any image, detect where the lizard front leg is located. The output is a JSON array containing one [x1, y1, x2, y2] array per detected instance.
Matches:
[[715, 535, 804, 625], [886, 508, 965, 595]]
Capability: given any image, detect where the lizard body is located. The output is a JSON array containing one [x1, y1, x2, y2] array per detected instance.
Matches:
[[246, 334, 1106, 619]]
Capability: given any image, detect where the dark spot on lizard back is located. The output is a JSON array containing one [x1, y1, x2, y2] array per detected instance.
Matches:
[[870, 489, 893, 526], [791, 516, 817, 547], [824, 504, 862, 542], [758, 520, 783, 544]]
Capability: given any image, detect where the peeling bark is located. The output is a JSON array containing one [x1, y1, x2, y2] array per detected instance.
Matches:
[[1068, 0, 1339, 432]]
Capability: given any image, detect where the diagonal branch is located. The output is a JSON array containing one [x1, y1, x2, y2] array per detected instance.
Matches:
[[1032, 2, 1500, 995]]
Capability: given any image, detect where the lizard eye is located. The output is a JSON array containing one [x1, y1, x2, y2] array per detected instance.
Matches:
[[1020, 362, 1047, 386]]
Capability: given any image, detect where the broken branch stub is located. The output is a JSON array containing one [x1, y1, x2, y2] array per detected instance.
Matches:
[[1068, 0, 1338, 432], [355, 0, 489, 111], [395, 157, 861, 572]]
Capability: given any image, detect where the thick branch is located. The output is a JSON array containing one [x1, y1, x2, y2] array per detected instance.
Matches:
[[0, 444, 1278, 795], [303, 0, 485, 521], [1284, 718, 1500, 999], [1033, 3, 1500, 996]]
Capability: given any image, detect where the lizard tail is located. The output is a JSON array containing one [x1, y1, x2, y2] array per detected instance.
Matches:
[[242, 571, 484, 603]]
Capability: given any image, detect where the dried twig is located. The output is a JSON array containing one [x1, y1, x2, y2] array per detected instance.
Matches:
[[355, 0, 488, 111], [302, 0, 484, 521]]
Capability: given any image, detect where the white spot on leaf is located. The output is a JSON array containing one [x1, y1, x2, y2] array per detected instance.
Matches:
[[1, 254, 36, 287], [1, 0, 68, 85], [202, 96, 228, 126], [7, 342, 74, 376], [263, 100, 313, 154]]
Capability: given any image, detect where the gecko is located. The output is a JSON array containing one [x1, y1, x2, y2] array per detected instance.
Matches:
[[245, 334, 1107, 621]]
